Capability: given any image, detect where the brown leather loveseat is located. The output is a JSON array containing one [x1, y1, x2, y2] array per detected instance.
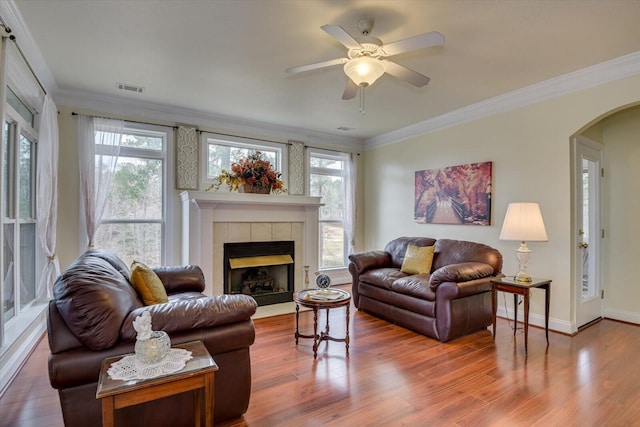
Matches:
[[349, 237, 503, 342], [47, 249, 257, 427]]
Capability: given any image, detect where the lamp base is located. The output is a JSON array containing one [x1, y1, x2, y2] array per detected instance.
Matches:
[[514, 242, 532, 283], [514, 272, 532, 283]]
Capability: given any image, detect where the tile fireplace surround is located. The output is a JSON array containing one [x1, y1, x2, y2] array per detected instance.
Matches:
[[180, 191, 322, 306]]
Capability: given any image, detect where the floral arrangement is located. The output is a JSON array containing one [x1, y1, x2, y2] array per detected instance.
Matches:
[[208, 151, 286, 194]]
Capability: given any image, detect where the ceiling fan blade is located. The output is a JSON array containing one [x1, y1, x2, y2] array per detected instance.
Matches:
[[286, 57, 348, 74], [384, 61, 431, 87], [381, 31, 444, 57], [321, 24, 362, 50], [342, 79, 358, 100]]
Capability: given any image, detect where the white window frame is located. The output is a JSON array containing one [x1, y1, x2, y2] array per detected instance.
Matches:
[[200, 133, 287, 186], [1, 99, 43, 351], [81, 122, 174, 265], [307, 148, 348, 269]]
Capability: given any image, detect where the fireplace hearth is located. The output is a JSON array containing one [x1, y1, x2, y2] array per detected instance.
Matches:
[[224, 241, 294, 306]]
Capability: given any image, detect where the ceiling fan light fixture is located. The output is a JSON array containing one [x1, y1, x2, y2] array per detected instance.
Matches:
[[343, 56, 385, 86]]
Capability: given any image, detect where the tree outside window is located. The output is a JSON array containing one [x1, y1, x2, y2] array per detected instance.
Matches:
[[94, 130, 167, 266], [309, 151, 347, 268]]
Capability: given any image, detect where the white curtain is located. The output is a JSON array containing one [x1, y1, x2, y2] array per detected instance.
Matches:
[[78, 115, 124, 248], [36, 95, 60, 299], [342, 152, 357, 255]]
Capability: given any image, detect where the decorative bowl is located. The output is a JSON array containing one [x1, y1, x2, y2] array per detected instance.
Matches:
[[135, 330, 171, 364]]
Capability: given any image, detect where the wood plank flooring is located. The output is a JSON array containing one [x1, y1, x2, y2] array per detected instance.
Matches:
[[2, 295, 640, 426]]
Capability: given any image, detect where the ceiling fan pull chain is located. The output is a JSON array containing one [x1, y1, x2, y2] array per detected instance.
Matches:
[[359, 86, 366, 115]]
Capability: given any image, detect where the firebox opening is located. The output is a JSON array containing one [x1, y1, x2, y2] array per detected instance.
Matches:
[[224, 241, 295, 306]]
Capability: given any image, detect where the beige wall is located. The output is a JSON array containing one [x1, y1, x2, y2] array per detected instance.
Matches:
[[600, 105, 640, 322], [362, 74, 640, 332]]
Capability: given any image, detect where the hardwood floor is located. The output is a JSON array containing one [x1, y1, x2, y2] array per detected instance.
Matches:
[[2, 299, 640, 426]]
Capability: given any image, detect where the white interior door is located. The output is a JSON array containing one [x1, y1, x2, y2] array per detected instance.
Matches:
[[573, 136, 603, 328]]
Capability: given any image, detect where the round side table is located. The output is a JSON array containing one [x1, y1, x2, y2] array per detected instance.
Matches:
[[293, 288, 351, 359]]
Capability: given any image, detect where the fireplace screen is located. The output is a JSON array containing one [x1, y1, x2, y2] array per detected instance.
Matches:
[[224, 241, 294, 306]]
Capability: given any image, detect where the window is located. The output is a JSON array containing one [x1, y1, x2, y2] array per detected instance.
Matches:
[[202, 134, 286, 184], [308, 150, 348, 269], [2, 100, 38, 329], [92, 124, 172, 266]]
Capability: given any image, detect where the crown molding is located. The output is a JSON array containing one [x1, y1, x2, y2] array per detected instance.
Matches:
[[54, 88, 365, 151], [365, 50, 640, 150]]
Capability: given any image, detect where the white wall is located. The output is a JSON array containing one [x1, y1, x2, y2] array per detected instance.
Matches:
[[601, 106, 640, 323], [363, 74, 640, 333]]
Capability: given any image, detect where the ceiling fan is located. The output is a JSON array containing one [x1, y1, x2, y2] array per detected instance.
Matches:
[[286, 19, 444, 107]]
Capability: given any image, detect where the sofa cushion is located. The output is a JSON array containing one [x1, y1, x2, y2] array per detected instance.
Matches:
[[130, 261, 169, 305], [400, 244, 435, 275], [359, 268, 407, 290], [391, 274, 436, 300], [120, 294, 258, 341], [384, 237, 437, 268], [432, 239, 503, 273], [53, 251, 141, 350]]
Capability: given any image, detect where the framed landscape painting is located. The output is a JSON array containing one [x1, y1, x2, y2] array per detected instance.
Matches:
[[414, 161, 492, 225]]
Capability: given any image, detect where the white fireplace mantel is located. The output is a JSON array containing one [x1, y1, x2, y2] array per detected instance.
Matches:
[[180, 191, 322, 296]]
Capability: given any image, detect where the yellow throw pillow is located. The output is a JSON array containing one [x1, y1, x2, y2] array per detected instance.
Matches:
[[400, 244, 435, 275], [130, 261, 169, 305]]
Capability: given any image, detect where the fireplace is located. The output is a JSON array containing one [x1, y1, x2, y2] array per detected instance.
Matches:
[[224, 241, 295, 306]]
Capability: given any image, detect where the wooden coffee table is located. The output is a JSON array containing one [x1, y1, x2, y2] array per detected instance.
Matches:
[[96, 340, 218, 427], [294, 288, 351, 359]]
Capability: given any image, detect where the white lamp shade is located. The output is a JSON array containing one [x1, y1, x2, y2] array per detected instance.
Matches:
[[343, 56, 385, 86], [499, 202, 548, 242]]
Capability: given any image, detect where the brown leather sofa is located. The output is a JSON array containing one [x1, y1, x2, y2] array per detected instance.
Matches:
[[47, 249, 257, 427], [349, 237, 503, 342]]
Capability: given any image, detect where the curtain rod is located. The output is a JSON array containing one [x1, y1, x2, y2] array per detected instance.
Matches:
[[0, 21, 47, 96], [71, 112, 178, 130], [202, 130, 360, 156], [72, 113, 359, 155]]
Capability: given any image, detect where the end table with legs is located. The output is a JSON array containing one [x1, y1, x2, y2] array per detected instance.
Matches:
[[293, 288, 351, 359], [96, 340, 218, 427], [491, 277, 551, 353]]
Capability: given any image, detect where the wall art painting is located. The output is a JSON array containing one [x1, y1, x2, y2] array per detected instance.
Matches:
[[414, 161, 492, 225]]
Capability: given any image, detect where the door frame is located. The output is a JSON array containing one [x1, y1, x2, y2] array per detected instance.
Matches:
[[571, 135, 604, 329]]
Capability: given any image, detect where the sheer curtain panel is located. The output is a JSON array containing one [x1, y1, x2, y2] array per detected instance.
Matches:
[[343, 152, 357, 255], [77, 115, 124, 248], [36, 95, 60, 299]]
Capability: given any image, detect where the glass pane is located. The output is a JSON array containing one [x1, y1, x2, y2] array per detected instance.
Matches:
[[103, 157, 162, 220], [19, 223, 36, 309], [3, 122, 12, 218], [207, 143, 277, 178], [7, 87, 34, 127], [310, 156, 343, 170], [320, 222, 345, 268], [94, 223, 161, 267], [19, 134, 34, 219], [3, 224, 15, 322], [121, 133, 163, 150], [581, 157, 597, 299], [310, 174, 344, 220]]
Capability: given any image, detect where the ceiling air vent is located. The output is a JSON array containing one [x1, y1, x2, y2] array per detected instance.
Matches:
[[116, 82, 145, 93]]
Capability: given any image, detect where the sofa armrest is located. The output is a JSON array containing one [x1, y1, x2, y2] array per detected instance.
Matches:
[[429, 262, 495, 291], [436, 277, 493, 300], [153, 265, 206, 294], [120, 294, 257, 341], [348, 250, 392, 274]]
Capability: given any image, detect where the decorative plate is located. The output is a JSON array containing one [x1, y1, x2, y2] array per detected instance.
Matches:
[[316, 273, 331, 289]]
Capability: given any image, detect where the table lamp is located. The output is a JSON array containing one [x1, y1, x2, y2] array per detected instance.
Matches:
[[499, 202, 548, 283]]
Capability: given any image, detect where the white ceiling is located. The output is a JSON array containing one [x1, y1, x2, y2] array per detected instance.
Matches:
[[11, 0, 640, 142]]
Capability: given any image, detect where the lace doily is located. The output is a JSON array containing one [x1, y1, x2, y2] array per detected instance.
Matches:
[[107, 348, 193, 381]]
